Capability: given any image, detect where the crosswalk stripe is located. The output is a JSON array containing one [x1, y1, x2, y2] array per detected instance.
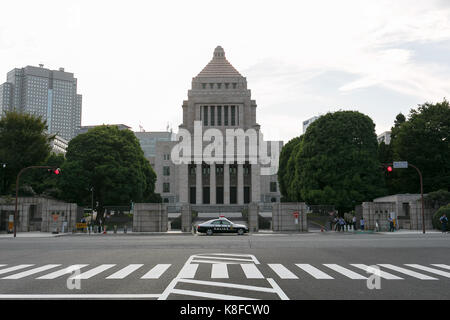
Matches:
[[268, 264, 298, 279], [431, 264, 450, 271], [211, 263, 229, 279], [240, 264, 264, 279], [70, 265, 116, 280], [405, 264, 450, 278], [323, 264, 367, 279], [0, 265, 34, 276], [37, 265, 89, 279], [295, 264, 334, 279], [178, 264, 199, 279], [141, 264, 171, 279], [350, 264, 403, 280], [106, 264, 144, 279], [2, 265, 61, 279], [378, 264, 438, 280], [0, 265, 6, 268]]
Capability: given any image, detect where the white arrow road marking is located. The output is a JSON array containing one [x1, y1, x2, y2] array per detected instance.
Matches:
[[37, 265, 89, 279], [405, 264, 450, 278], [377, 264, 438, 280], [0, 265, 34, 276], [70, 264, 116, 279], [141, 264, 171, 279], [106, 264, 144, 279], [211, 263, 229, 278], [351, 264, 403, 280], [268, 264, 298, 279], [2, 265, 61, 279], [323, 264, 367, 279], [295, 264, 333, 279]]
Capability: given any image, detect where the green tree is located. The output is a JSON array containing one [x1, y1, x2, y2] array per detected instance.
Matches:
[[58, 125, 160, 219], [391, 100, 450, 193], [278, 136, 302, 201], [291, 111, 386, 213], [0, 111, 53, 195]]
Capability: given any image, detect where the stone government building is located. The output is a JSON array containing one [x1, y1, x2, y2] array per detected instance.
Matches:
[[153, 46, 282, 206]]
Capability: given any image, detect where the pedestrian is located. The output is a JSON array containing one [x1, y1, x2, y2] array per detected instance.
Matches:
[[388, 217, 395, 232], [352, 215, 357, 231], [360, 218, 365, 231], [339, 217, 345, 232], [440, 214, 448, 233], [333, 217, 338, 231]]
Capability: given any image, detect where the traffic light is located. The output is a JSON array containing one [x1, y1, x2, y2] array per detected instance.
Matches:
[[47, 167, 61, 175], [387, 166, 393, 172]]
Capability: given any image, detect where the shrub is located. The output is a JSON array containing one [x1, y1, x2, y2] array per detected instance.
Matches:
[[432, 204, 450, 230]]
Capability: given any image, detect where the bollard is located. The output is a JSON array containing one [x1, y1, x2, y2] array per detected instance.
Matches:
[[114, 225, 117, 234], [124, 225, 127, 234]]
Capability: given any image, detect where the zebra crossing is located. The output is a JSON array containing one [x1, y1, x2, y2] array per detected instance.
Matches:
[[0, 262, 449, 282]]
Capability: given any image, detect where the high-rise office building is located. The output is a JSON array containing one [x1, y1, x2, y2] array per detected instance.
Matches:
[[0, 65, 82, 140]]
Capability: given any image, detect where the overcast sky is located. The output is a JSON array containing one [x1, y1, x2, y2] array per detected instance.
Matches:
[[1, 0, 450, 143]]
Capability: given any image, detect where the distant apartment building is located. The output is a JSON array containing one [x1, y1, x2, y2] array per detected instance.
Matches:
[[76, 124, 131, 136], [0, 65, 82, 141], [50, 135, 69, 155], [134, 131, 175, 167], [302, 116, 320, 133], [377, 131, 391, 145]]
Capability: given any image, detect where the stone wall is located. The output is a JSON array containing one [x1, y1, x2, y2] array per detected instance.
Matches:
[[180, 203, 192, 232], [248, 202, 259, 232], [132, 203, 168, 232], [272, 202, 308, 232], [409, 201, 435, 231]]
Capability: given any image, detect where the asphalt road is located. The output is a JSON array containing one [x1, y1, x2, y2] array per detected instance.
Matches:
[[0, 231, 449, 300]]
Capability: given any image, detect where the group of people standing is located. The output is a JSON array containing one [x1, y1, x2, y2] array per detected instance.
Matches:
[[331, 215, 365, 232]]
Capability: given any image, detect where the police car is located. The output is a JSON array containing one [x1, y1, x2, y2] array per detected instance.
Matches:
[[197, 217, 249, 235]]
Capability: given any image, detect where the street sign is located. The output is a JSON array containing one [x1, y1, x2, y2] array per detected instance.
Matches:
[[76, 223, 87, 229], [393, 161, 408, 169]]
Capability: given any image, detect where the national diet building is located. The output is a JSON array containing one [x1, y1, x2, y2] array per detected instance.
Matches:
[[153, 46, 282, 206]]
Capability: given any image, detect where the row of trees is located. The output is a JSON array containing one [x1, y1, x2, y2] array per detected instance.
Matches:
[[0, 111, 161, 220], [278, 100, 450, 213]]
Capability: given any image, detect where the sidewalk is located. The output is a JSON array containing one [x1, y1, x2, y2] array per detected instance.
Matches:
[[0, 232, 67, 238]]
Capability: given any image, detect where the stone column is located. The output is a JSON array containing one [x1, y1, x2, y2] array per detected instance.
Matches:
[[224, 164, 230, 204], [237, 164, 244, 204], [251, 164, 260, 203], [179, 164, 188, 203], [196, 163, 202, 204], [210, 163, 216, 204]]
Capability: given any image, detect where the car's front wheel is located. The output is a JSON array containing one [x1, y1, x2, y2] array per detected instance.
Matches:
[[237, 228, 244, 235], [206, 229, 213, 236]]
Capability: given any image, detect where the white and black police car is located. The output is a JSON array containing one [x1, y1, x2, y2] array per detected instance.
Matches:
[[197, 216, 249, 235]]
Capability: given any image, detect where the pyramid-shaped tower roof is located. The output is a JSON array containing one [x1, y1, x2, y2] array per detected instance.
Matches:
[[196, 46, 242, 77]]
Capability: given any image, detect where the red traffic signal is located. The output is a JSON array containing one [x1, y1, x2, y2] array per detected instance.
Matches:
[[53, 168, 60, 175], [387, 166, 393, 172]]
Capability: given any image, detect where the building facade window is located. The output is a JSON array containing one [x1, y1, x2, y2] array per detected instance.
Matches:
[[163, 183, 170, 193], [163, 166, 170, 176], [217, 106, 222, 126], [270, 182, 277, 192], [203, 106, 208, 126], [231, 105, 236, 126], [210, 106, 215, 126], [224, 106, 229, 126]]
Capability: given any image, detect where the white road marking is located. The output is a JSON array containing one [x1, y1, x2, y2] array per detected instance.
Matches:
[[178, 279, 276, 293], [267, 278, 290, 300], [268, 264, 298, 279], [351, 264, 403, 280], [211, 263, 229, 278], [377, 264, 438, 280], [106, 264, 144, 279], [193, 256, 254, 263], [0, 265, 34, 276], [37, 265, 89, 279], [240, 263, 264, 279], [141, 264, 171, 279], [0, 294, 160, 299], [2, 265, 61, 279], [323, 264, 367, 279], [431, 264, 450, 271], [295, 264, 334, 279], [170, 289, 257, 300], [178, 264, 199, 278], [70, 264, 116, 279], [405, 264, 450, 278], [190, 259, 242, 265], [196, 253, 260, 264]]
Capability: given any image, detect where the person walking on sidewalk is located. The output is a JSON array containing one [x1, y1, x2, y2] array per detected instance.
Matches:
[[388, 217, 395, 232], [352, 215, 357, 231], [440, 214, 448, 233], [339, 217, 346, 232], [360, 218, 365, 231]]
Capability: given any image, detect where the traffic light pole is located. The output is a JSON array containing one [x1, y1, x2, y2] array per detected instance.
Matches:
[[408, 163, 425, 234], [14, 166, 58, 238]]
